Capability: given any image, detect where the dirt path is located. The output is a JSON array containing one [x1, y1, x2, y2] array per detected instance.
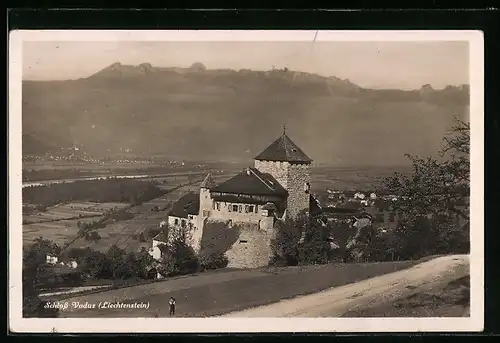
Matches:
[[220, 255, 469, 317]]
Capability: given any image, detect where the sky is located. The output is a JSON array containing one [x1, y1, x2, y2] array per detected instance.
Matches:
[[22, 40, 469, 90]]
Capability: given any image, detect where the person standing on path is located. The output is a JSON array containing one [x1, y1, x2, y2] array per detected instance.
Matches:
[[169, 297, 176, 316]]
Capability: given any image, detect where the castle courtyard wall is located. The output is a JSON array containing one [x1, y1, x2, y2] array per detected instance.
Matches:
[[225, 222, 276, 269]]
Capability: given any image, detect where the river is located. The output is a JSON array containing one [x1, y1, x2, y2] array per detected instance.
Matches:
[[22, 172, 209, 188]]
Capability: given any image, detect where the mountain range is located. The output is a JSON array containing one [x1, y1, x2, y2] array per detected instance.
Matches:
[[22, 62, 469, 166]]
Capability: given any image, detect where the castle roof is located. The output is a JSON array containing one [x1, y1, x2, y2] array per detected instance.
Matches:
[[153, 231, 168, 243], [254, 132, 312, 163], [200, 173, 216, 189], [168, 192, 200, 219], [211, 167, 288, 197], [310, 195, 323, 216], [262, 202, 277, 210]]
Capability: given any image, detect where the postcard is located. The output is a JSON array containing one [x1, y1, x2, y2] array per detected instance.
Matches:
[[8, 29, 484, 333]]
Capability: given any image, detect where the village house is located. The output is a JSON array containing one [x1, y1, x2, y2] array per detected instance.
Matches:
[[150, 129, 317, 268], [46, 254, 58, 265]]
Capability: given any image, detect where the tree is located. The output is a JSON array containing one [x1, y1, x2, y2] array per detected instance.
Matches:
[[135, 247, 155, 278], [81, 249, 112, 279], [298, 217, 330, 265], [271, 215, 302, 266], [271, 210, 329, 266], [66, 247, 93, 263], [157, 227, 198, 276], [380, 118, 470, 259], [105, 245, 129, 279], [198, 250, 228, 271], [322, 220, 351, 262], [85, 231, 101, 242], [22, 237, 61, 317]]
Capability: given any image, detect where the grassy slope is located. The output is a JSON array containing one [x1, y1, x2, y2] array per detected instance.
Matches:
[[59, 260, 425, 318], [341, 275, 470, 317]]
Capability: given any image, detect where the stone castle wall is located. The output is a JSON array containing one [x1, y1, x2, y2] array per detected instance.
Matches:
[[254, 160, 311, 219], [225, 221, 276, 268], [254, 160, 289, 189], [286, 163, 311, 218]]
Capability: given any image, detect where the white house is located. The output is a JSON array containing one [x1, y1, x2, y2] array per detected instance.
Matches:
[[46, 255, 58, 265], [149, 231, 168, 261], [66, 260, 78, 269], [354, 192, 366, 200]]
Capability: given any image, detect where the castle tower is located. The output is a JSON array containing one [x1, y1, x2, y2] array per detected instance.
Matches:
[[192, 172, 216, 252], [199, 172, 216, 218], [254, 127, 313, 219]]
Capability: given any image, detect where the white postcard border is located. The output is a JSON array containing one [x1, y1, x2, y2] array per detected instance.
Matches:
[[8, 30, 484, 333]]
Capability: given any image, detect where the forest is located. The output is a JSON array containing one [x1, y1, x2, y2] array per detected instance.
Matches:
[[23, 178, 165, 206]]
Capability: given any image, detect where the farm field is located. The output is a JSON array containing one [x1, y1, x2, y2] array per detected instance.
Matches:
[[23, 202, 131, 247], [24, 219, 88, 247], [64, 177, 207, 253], [21, 170, 208, 248], [23, 201, 129, 223]]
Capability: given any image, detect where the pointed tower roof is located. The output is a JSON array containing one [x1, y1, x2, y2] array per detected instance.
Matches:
[[254, 130, 312, 163], [200, 173, 216, 189]]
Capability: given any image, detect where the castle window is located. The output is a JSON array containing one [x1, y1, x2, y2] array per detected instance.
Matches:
[[238, 205, 242, 213], [247, 205, 254, 213], [181, 219, 186, 228], [304, 182, 310, 194], [215, 202, 220, 211], [389, 213, 395, 222], [174, 218, 179, 225], [232, 205, 239, 212], [239, 240, 248, 244], [255, 205, 258, 213]]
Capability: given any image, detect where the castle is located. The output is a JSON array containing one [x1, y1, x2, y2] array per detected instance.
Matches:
[[150, 129, 317, 268]]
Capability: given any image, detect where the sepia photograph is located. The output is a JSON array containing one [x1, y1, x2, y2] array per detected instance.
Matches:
[[8, 30, 483, 333]]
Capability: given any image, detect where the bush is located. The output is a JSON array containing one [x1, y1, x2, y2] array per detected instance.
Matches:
[[271, 210, 331, 266], [78, 244, 154, 280], [65, 247, 93, 263], [198, 251, 228, 271], [268, 254, 293, 267], [137, 231, 147, 242], [85, 231, 101, 242], [158, 240, 199, 276], [110, 210, 134, 222]]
